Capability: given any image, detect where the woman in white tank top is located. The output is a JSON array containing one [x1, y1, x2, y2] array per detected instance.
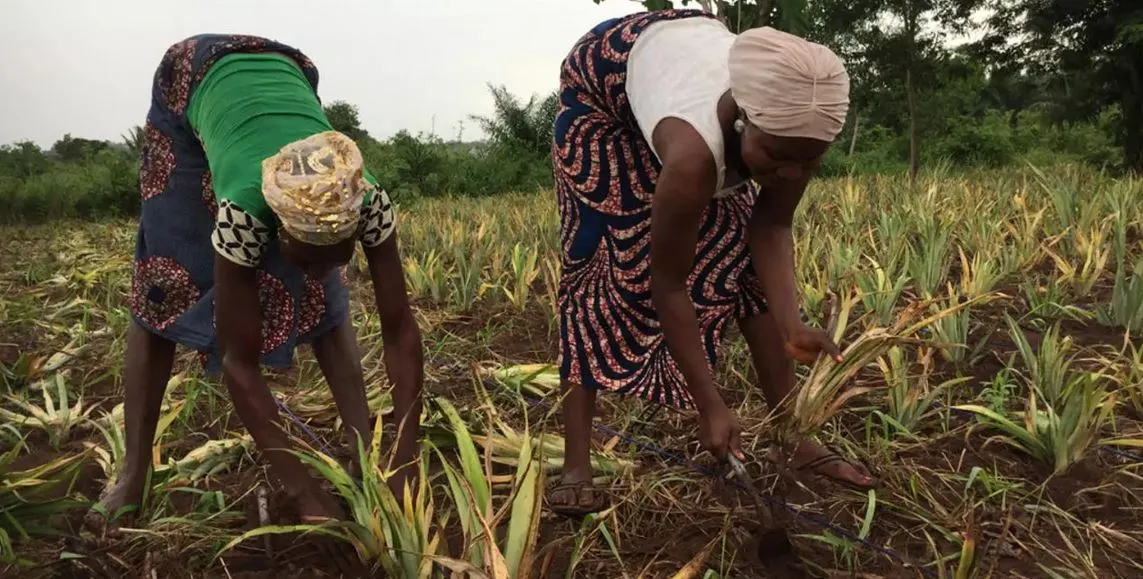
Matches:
[[550, 9, 874, 517]]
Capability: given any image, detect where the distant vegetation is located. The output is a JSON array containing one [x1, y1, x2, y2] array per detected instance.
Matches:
[[3, 0, 1140, 222]]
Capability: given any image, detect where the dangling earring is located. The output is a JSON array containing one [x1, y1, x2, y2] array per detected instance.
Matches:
[[733, 118, 746, 134]]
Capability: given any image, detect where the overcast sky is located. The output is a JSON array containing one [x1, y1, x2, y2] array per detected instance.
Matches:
[[0, 0, 641, 148]]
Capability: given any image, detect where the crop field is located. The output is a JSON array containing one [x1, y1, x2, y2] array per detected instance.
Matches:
[[2, 166, 1142, 578]]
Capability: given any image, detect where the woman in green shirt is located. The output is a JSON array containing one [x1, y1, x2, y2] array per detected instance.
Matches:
[[91, 34, 423, 525]]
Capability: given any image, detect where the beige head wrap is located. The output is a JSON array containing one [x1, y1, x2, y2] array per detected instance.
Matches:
[[727, 27, 850, 142], [262, 131, 369, 245]]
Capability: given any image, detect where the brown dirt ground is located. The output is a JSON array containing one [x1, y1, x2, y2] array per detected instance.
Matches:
[[5, 267, 1143, 578]]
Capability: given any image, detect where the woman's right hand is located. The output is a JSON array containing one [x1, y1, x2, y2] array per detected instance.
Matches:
[[784, 322, 844, 365], [698, 400, 744, 461]]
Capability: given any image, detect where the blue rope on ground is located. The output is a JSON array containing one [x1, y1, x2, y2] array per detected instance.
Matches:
[[266, 371, 1141, 577], [521, 394, 939, 578], [274, 396, 334, 456], [1103, 445, 1143, 463]]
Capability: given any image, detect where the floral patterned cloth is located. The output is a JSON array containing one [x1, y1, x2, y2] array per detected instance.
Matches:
[[553, 11, 768, 410], [132, 34, 358, 373]]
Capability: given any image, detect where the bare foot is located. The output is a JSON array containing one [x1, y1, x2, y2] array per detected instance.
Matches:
[[296, 489, 346, 524], [84, 480, 143, 534], [293, 492, 366, 577], [347, 459, 363, 479]]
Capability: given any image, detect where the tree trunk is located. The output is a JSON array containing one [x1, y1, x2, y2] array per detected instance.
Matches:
[[1125, 97, 1142, 174], [907, 68, 919, 183], [905, 4, 919, 185], [714, 0, 771, 33], [1124, 52, 1143, 174], [759, 0, 774, 29], [849, 111, 861, 156]]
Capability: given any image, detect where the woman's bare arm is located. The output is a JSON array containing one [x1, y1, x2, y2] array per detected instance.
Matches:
[[649, 118, 723, 411], [361, 234, 424, 481], [215, 256, 326, 503], [748, 174, 842, 363]]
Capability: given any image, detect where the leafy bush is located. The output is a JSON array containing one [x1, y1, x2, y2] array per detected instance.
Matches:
[[1, 148, 138, 223], [0, 84, 1127, 223]]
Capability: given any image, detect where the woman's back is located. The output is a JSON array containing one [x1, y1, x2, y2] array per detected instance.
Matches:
[[626, 17, 740, 192], [188, 52, 342, 228]]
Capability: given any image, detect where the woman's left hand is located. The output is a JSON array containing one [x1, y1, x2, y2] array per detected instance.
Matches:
[[783, 324, 843, 365]]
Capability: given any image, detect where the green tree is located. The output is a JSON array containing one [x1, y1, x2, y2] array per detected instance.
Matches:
[[50, 134, 110, 163], [323, 100, 372, 143], [983, 0, 1143, 172], [469, 84, 558, 159], [591, 0, 808, 34], [823, 0, 985, 182], [121, 125, 145, 157], [0, 142, 50, 180]]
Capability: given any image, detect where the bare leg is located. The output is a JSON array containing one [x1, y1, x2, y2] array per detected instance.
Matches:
[[561, 381, 595, 485], [311, 319, 370, 468], [88, 322, 176, 526], [550, 380, 606, 516], [738, 314, 875, 488]]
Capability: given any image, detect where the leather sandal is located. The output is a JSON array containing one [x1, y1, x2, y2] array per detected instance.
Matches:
[[547, 480, 608, 518]]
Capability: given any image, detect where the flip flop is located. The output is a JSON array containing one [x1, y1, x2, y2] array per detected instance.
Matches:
[[547, 481, 608, 518], [792, 449, 878, 491], [767, 445, 878, 491]]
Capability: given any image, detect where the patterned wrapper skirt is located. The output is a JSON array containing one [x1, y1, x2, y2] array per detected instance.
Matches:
[[131, 34, 349, 374], [552, 10, 768, 411]]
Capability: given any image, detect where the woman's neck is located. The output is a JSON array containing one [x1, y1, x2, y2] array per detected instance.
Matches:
[[717, 90, 749, 179]]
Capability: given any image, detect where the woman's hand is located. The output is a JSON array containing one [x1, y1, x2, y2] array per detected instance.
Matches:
[[783, 323, 843, 365], [697, 399, 744, 461]]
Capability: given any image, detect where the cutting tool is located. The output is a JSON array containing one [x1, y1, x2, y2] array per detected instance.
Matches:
[[726, 454, 798, 571]]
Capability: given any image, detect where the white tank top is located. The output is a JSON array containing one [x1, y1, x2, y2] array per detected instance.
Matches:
[[626, 17, 746, 197]]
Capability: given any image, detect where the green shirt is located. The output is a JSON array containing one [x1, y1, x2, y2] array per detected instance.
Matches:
[[187, 52, 376, 229], [188, 52, 395, 268]]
